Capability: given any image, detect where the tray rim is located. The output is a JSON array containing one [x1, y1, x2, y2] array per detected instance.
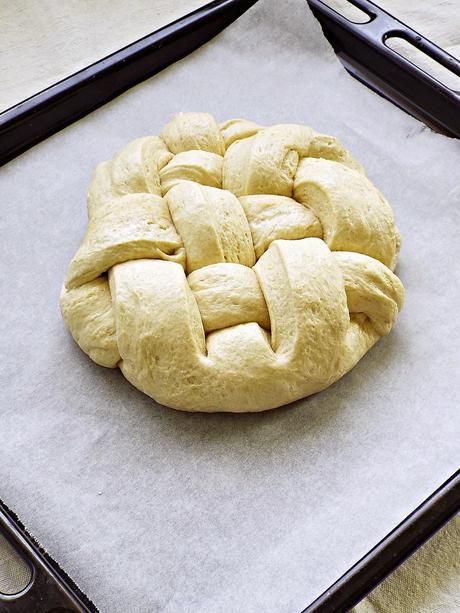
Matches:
[[302, 469, 460, 612], [1, 0, 459, 611], [307, 0, 460, 137], [0, 0, 258, 166]]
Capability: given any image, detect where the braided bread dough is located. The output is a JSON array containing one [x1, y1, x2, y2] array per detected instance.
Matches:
[[60, 113, 404, 412]]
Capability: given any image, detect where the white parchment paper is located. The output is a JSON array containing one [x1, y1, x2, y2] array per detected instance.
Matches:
[[1, 1, 459, 611]]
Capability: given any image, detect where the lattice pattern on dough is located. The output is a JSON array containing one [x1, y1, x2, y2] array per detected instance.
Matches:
[[60, 113, 404, 412]]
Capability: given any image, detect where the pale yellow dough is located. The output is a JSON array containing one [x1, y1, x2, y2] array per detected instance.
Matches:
[[60, 112, 404, 412]]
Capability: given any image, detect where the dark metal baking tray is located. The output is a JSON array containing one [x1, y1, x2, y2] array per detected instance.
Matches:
[[0, 499, 95, 612], [0, 0, 459, 611], [0, 0, 258, 166], [303, 470, 460, 612], [307, 0, 460, 138], [2, 472, 458, 612]]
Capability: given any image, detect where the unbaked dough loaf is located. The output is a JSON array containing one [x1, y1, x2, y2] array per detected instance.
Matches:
[[60, 112, 404, 412]]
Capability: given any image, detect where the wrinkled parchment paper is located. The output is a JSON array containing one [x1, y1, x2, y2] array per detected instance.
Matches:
[[1, 1, 459, 611]]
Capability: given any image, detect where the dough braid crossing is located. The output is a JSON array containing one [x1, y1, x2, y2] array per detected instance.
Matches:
[[60, 112, 404, 412]]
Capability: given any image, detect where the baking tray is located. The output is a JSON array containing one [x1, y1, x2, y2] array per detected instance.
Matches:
[[307, 0, 460, 137], [0, 500, 95, 612], [1, 0, 459, 167], [0, 0, 459, 611], [0, 0, 258, 166], [1, 472, 458, 612]]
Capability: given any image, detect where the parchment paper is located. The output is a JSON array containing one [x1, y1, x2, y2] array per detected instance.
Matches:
[[1, 1, 459, 612]]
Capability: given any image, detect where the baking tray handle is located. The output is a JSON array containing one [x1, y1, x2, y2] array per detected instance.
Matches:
[[0, 500, 96, 612], [307, 0, 460, 137]]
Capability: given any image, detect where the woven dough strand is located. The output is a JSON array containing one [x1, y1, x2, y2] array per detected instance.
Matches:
[[61, 112, 404, 412]]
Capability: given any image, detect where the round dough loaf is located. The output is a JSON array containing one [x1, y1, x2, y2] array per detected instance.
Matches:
[[60, 112, 404, 412]]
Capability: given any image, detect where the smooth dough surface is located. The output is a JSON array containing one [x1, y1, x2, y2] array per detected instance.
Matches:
[[61, 113, 404, 412]]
